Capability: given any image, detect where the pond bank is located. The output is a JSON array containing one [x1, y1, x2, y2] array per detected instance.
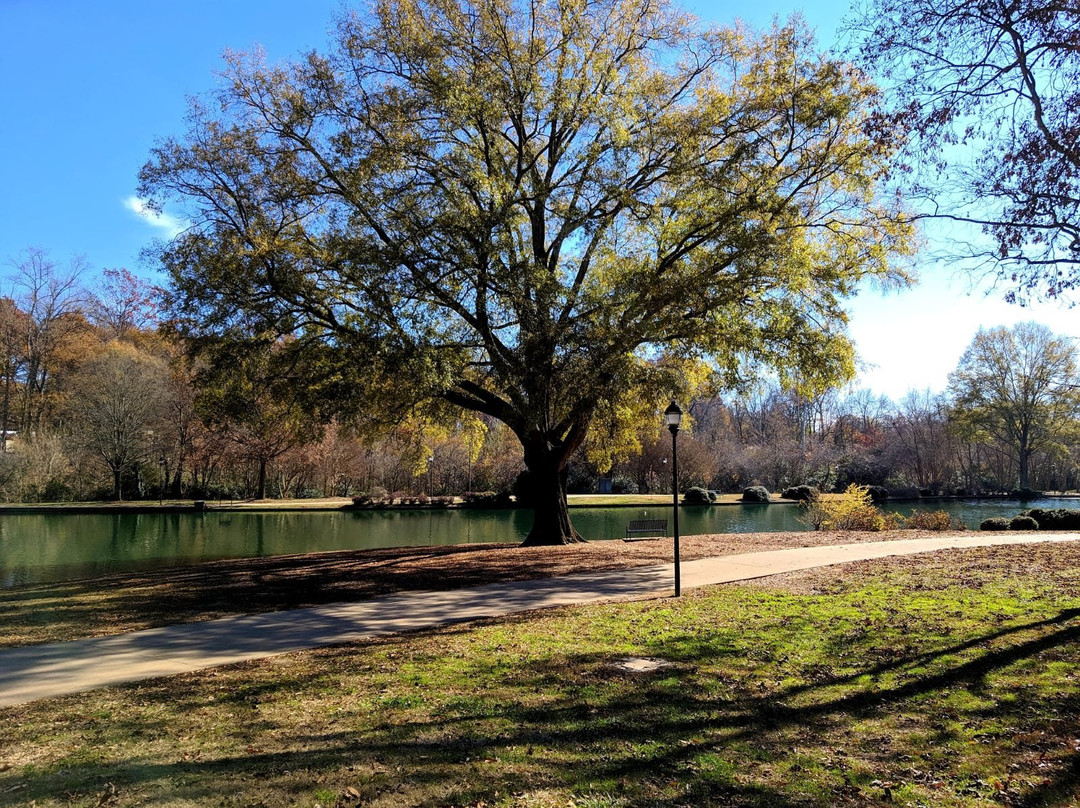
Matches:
[[0, 528, 996, 648], [0, 491, 1074, 515]]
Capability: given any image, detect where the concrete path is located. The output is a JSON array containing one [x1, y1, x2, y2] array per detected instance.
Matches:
[[2, 532, 1078, 707]]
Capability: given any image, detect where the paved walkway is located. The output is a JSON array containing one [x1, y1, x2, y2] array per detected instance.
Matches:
[[2, 533, 1078, 707]]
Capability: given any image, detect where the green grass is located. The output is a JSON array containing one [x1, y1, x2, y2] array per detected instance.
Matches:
[[4, 545, 1080, 806]]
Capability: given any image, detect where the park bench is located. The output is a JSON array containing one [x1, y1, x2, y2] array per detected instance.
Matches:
[[624, 518, 668, 541]]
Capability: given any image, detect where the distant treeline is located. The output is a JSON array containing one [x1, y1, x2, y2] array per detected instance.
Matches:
[[0, 249, 1076, 502]]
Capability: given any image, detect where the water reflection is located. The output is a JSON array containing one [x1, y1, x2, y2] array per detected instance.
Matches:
[[0, 498, 1075, 587]]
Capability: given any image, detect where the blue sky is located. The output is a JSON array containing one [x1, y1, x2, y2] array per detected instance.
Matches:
[[1, 0, 1076, 401]]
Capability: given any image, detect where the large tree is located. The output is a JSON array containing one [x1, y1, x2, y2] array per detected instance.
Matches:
[[947, 322, 1080, 490], [848, 0, 1080, 299], [140, 0, 912, 544]]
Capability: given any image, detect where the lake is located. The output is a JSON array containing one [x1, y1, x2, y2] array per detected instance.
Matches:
[[0, 498, 1072, 587]]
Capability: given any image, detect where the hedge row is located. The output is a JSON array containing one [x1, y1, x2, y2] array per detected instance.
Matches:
[[980, 508, 1080, 531]]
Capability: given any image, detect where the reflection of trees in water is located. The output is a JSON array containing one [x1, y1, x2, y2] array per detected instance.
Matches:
[[6, 500, 1080, 587]]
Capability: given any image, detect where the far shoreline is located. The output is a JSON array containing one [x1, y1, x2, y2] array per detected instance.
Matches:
[[0, 491, 1075, 515]]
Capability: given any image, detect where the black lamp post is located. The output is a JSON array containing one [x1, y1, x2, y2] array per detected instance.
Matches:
[[665, 400, 683, 597]]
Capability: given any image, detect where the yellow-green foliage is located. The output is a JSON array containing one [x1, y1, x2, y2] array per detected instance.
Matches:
[[804, 484, 885, 531], [583, 356, 716, 473], [143, 0, 917, 549]]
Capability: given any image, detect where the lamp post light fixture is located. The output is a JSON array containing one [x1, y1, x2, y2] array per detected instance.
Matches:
[[144, 429, 155, 501], [159, 455, 167, 505], [665, 400, 683, 597]]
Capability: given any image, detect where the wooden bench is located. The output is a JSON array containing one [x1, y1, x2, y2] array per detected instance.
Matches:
[[624, 518, 668, 541]]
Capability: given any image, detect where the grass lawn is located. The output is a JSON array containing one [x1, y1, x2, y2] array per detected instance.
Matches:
[[4, 542, 1080, 807], [568, 493, 772, 506], [568, 493, 678, 506]]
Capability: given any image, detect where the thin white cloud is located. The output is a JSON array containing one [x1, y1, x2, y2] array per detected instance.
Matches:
[[123, 196, 186, 238]]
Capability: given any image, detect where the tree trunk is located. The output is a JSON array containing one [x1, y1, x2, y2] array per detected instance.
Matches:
[[520, 435, 584, 546], [256, 457, 268, 499], [0, 363, 12, 453], [112, 467, 123, 501], [1019, 449, 1031, 490]]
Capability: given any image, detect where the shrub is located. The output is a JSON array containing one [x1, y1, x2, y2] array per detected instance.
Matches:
[[741, 486, 771, 503], [1010, 515, 1039, 531], [781, 485, 819, 502], [904, 510, 966, 531], [1020, 508, 1080, 530], [683, 486, 716, 505], [41, 479, 76, 502], [1014, 488, 1043, 500], [980, 517, 1011, 531], [351, 493, 373, 507], [883, 511, 907, 530], [611, 475, 639, 495], [833, 457, 890, 491], [802, 484, 885, 531], [186, 483, 240, 501], [866, 485, 889, 502], [463, 491, 512, 508], [889, 486, 922, 500]]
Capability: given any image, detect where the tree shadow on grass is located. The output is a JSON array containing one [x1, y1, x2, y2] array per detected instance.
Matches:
[[0, 542, 678, 648], [1016, 754, 1080, 808], [7, 607, 1080, 806]]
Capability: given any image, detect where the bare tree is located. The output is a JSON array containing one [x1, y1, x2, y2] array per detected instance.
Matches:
[[887, 390, 955, 490], [88, 268, 160, 337], [67, 342, 170, 499], [849, 0, 1080, 298], [7, 248, 89, 431]]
